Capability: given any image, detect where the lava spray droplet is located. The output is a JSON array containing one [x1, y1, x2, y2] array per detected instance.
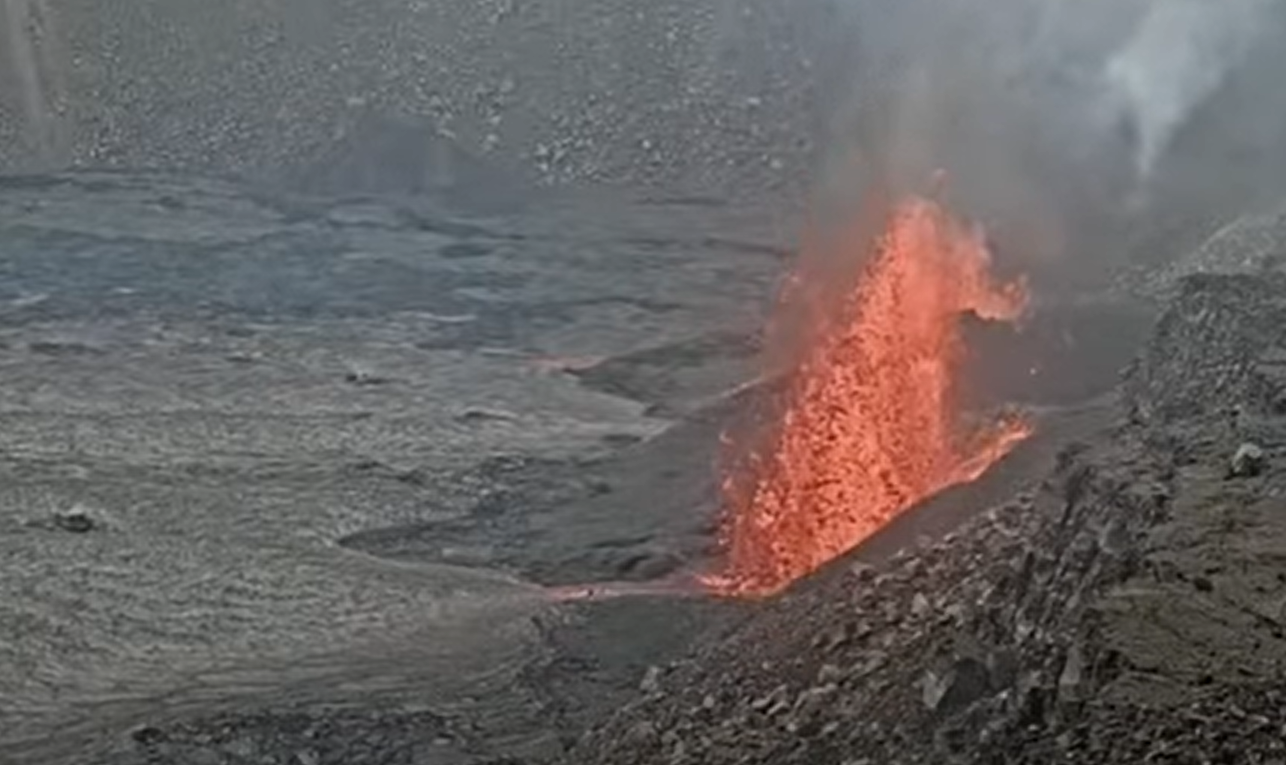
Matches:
[[707, 195, 1032, 597]]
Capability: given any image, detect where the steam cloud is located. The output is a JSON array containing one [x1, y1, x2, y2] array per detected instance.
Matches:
[[1105, 0, 1274, 180], [817, 0, 1286, 288]]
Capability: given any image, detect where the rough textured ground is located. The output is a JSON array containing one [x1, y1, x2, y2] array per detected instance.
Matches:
[[4, 10, 1286, 763], [0, 170, 789, 764], [1120, 200, 1286, 302], [6, 7, 1286, 760], [0, 169, 1151, 764], [0, 0, 856, 201], [573, 271, 1286, 764]]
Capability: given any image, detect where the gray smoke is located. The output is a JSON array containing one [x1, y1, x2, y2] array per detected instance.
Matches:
[[813, 0, 1286, 289], [1105, 0, 1274, 181]]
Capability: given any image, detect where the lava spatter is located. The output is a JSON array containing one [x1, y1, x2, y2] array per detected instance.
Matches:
[[709, 196, 1032, 597]]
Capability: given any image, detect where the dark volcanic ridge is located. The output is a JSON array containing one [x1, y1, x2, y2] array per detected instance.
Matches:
[[571, 272, 1286, 765]]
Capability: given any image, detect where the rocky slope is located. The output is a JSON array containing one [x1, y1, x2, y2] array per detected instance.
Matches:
[[1122, 203, 1286, 302], [0, 0, 850, 199], [14, 0, 1286, 303], [572, 272, 1286, 764]]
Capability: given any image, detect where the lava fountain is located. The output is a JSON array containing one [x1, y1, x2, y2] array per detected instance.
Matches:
[[708, 195, 1033, 597]]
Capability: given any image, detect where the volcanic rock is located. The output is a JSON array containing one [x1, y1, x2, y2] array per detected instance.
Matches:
[[1055, 643, 1086, 702], [343, 366, 391, 386], [53, 507, 95, 533], [457, 406, 520, 423], [639, 666, 664, 695], [815, 663, 843, 686], [922, 656, 990, 714], [1130, 204, 1286, 302], [1229, 442, 1267, 477], [571, 269, 1286, 764], [0, 0, 845, 202], [1124, 273, 1286, 427]]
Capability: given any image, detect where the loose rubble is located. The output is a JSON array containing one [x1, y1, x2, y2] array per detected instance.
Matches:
[[51, 505, 96, 533], [1122, 203, 1286, 302], [121, 706, 497, 765], [1229, 441, 1267, 478], [571, 270, 1286, 764], [0, 0, 844, 200], [572, 441, 1162, 764]]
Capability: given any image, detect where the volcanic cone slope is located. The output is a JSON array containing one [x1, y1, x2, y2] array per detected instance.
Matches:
[[1127, 203, 1286, 302], [573, 272, 1286, 764]]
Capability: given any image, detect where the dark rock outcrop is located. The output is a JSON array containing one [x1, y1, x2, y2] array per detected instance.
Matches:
[[1124, 273, 1286, 427]]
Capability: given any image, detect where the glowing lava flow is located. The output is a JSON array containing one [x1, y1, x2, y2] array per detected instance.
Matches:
[[709, 196, 1032, 597]]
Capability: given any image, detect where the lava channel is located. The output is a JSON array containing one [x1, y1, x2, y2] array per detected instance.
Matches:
[[707, 195, 1033, 598]]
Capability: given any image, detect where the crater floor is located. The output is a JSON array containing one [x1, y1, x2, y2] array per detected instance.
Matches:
[[0, 172, 1146, 765]]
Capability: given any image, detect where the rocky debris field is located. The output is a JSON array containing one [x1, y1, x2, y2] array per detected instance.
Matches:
[[0, 0, 857, 201], [4, 10, 1286, 754], [573, 271, 1286, 764], [1120, 201, 1286, 303], [0, 168, 1165, 765]]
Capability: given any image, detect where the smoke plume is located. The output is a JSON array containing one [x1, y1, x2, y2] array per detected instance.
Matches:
[[813, 0, 1286, 289], [1105, 0, 1274, 180]]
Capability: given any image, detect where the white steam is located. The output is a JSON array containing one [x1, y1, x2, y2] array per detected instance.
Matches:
[[1105, 0, 1273, 179]]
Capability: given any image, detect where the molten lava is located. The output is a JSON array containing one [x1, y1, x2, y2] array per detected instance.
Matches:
[[710, 196, 1032, 597]]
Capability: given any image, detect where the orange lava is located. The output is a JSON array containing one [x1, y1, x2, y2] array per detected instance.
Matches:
[[708, 196, 1032, 597]]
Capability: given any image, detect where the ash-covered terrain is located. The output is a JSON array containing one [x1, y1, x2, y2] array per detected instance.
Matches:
[[0, 170, 792, 764], [6, 2, 1286, 764], [0, 0, 853, 201], [0, 164, 1149, 765]]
